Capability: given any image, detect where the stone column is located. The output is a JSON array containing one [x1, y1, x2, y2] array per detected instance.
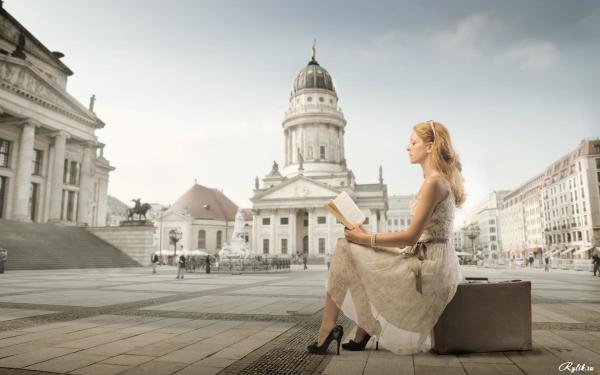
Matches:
[[307, 208, 314, 256], [77, 141, 95, 226], [11, 120, 37, 221], [252, 210, 259, 256], [271, 211, 276, 255], [48, 131, 69, 222], [289, 209, 296, 256], [96, 178, 109, 226]]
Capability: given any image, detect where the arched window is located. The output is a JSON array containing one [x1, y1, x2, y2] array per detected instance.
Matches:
[[197, 230, 206, 249], [216, 231, 222, 249]]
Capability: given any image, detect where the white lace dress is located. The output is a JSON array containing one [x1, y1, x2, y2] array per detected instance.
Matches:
[[326, 190, 464, 354]]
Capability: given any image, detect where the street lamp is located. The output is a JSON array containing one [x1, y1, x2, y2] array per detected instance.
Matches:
[[169, 228, 182, 257], [463, 223, 480, 263]]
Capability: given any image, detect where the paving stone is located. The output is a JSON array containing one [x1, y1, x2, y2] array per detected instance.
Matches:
[[461, 363, 526, 375], [322, 357, 366, 375], [118, 360, 187, 375], [70, 363, 132, 375], [100, 355, 155, 367], [25, 353, 108, 373], [503, 347, 564, 366], [363, 354, 414, 374], [413, 351, 462, 367], [0, 347, 77, 368], [456, 352, 514, 364], [414, 365, 467, 375]]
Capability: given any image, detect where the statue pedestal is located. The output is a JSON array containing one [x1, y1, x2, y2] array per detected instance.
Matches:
[[120, 220, 153, 227]]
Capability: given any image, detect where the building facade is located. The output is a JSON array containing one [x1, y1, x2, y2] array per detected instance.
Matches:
[[540, 139, 600, 260], [159, 183, 253, 255], [499, 174, 544, 262], [386, 195, 413, 232], [0, 5, 113, 226], [250, 51, 388, 259], [464, 191, 509, 262]]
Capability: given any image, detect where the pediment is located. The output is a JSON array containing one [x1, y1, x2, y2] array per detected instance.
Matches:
[[0, 11, 72, 75], [256, 176, 341, 201], [0, 57, 103, 127]]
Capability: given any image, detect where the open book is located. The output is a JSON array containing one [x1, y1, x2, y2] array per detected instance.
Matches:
[[324, 191, 365, 230], [325, 191, 404, 254]]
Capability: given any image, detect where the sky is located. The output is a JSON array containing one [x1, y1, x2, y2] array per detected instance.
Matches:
[[7, 0, 600, 225]]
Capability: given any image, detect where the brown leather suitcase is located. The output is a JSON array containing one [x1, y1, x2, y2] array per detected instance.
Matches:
[[432, 277, 532, 354]]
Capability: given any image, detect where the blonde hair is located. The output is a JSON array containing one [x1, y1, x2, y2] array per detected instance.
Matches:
[[413, 121, 466, 207]]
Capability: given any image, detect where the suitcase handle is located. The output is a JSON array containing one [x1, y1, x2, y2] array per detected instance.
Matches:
[[465, 277, 489, 283]]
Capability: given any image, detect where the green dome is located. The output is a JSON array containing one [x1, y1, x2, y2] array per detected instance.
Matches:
[[293, 59, 335, 93]]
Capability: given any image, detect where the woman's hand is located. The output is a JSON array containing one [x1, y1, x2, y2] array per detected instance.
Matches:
[[345, 224, 371, 246]]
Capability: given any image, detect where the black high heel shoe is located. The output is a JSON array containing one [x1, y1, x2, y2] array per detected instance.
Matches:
[[307, 325, 344, 355], [341, 333, 379, 351]]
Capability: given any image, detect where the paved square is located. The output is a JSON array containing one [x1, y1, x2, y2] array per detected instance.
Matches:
[[0, 265, 597, 375]]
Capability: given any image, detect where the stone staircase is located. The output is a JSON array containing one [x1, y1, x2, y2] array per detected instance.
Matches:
[[0, 219, 140, 270]]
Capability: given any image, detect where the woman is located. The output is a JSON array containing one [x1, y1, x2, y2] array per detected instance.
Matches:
[[307, 120, 465, 355]]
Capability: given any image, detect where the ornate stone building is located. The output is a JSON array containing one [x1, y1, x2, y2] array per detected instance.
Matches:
[[0, 4, 113, 225], [250, 50, 388, 259]]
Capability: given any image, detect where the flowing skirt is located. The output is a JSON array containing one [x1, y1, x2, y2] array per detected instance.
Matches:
[[326, 239, 464, 354]]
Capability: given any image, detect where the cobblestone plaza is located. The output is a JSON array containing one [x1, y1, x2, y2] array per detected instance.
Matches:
[[0, 266, 598, 375]]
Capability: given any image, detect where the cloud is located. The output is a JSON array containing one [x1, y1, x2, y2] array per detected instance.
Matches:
[[493, 40, 559, 70], [358, 30, 408, 61], [431, 14, 505, 60]]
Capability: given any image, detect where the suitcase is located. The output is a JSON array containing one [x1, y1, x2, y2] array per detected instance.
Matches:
[[432, 277, 532, 354]]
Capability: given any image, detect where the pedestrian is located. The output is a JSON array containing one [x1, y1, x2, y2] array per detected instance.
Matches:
[[151, 252, 159, 274], [544, 257, 550, 272], [325, 252, 331, 271], [205, 255, 211, 274], [303, 254, 308, 271], [529, 256, 534, 268], [592, 254, 600, 277], [176, 254, 186, 279]]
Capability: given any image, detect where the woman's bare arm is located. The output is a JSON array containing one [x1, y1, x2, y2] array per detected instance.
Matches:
[[345, 177, 449, 247]]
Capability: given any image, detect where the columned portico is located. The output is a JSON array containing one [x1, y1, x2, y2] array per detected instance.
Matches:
[[11, 120, 37, 221]]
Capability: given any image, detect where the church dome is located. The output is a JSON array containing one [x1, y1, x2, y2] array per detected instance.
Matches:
[[293, 59, 336, 93]]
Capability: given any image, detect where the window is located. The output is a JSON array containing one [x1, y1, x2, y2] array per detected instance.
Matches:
[[0, 139, 10, 168], [304, 219, 308, 227], [320, 146, 326, 160], [197, 230, 206, 249], [489, 219, 495, 225], [317, 216, 326, 224], [32, 149, 42, 175], [0, 176, 6, 218], [280, 217, 289, 225], [490, 235, 496, 241], [216, 230, 222, 249], [65, 190, 76, 222], [262, 217, 270, 225], [281, 238, 288, 254], [63, 159, 80, 185], [395, 219, 399, 226], [318, 238, 326, 254], [596, 158, 600, 169], [263, 239, 270, 254], [489, 227, 496, 233]]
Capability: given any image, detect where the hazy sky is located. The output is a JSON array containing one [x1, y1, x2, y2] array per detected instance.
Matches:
[[8, 0, 599, 225]]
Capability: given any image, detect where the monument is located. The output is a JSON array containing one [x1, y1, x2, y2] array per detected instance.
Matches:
[[218, 209, 251, 259]]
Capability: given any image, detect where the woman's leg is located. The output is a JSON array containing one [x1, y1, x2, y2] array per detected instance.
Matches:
[[317, 292, 341, 345]]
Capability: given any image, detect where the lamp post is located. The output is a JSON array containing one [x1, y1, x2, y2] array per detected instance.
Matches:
[[463, 223, 480, 264], [169, 228, 182, 257]]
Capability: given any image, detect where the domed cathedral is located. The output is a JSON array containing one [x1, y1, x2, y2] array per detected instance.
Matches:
[[250, 45, 388, 261]]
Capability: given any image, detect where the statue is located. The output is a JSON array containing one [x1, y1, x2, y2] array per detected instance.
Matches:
[[89, 94, 96, 113], [297, 148, 304, 171], [311, 39, 316, 62], [11, 33, 26, 59], [219, 209, 251, 259], [128, 198, 152, 221], [379, 165, 383, 184]]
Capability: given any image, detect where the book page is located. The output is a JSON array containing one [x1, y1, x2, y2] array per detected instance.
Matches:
[[332, 191, 365, 228]]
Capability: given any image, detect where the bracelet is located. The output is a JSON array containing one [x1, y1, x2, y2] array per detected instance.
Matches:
[[370, 232, 377, 248]]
